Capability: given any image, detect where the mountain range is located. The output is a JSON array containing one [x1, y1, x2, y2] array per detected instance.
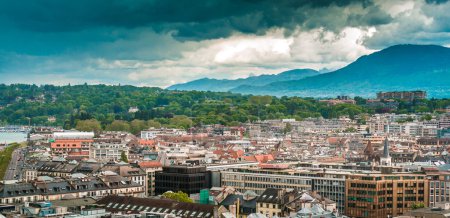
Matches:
[[168, 44, 450, 98], [168, 69, 319, 92]]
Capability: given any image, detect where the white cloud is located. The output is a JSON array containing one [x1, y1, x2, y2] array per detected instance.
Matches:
[[366, 0, 450, 48], [290, 27, 377, 65], [119, 26, 378, 87], [4, 0, 450, 88], [213, 32, 293, 64], [378, 0, 415, 17]]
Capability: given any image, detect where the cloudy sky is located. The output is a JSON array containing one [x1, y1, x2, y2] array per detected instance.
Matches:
[[1, 0, 450, 87]]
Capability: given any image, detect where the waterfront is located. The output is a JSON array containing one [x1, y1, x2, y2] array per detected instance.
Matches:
[[0, 132, 27, 144]]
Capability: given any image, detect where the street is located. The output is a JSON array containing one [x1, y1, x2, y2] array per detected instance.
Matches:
[[4, 147, 24, 180]]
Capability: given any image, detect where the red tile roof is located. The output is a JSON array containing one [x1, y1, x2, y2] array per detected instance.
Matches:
[[138, 161, 162, 168]]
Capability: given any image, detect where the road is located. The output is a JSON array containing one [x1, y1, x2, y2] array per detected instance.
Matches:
[[4, 147, 24, 180]]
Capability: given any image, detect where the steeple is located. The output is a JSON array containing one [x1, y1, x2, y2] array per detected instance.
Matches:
[[380, 136, 392, 166], [364, 141, 375, 161], [383, 137, 390, 158], [364, 141, 374, 154]]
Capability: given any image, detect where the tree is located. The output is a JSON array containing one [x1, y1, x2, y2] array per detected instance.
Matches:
[[106, 120, 130, 132], [249, 95, 272, 119], [169, 115, 192, 129], [283, 123, 293, 134], [354, 96, 367, 105], [120, 150, 128, 163], [421, 114, 432, 121], [228, 121, 241, 126], [147, 120, 161, 128], [249, 95, 272, 106], [162, 191, 193, 203], [130, 119, 148, 135], [343, 127, 357, 133], [411, 202, 425, 210], [75, 119, 102, 132]]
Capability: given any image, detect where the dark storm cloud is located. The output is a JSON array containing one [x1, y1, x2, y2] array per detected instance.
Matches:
[[3, 0, 449, 87], [0, 0, 392, 40], [425, 0, 449, 4]]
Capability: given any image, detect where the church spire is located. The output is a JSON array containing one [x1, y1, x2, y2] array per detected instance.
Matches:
[[383, 137, 390, 158]]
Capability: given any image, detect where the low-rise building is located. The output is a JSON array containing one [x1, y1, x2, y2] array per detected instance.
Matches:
[[0, 174, 145, 204], [89, 141, 128, 163], [50, 132, 94, 158], [97, 195, 217, 218]]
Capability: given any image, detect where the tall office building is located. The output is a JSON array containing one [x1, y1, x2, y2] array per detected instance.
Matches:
[[155, 165, 209, 195], [345, 174, 429, 218]]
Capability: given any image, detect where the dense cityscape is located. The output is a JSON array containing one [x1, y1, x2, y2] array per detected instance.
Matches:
[[0, 90, 448, 217], [2, 0, 450, 217]]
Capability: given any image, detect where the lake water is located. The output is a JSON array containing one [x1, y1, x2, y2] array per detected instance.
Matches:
[[0, 132, 27, 144]]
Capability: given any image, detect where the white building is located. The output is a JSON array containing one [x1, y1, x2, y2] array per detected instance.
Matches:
[[89, 142, 128, 162]]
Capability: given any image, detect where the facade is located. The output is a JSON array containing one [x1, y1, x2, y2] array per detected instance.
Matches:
[[33, 160, 78, 178], [256, 188, 283, 218], [140, 128, 187, 140], [426, 172, 450, 207], [89, 141, 128, 162], [220, 167, 346, 213], [311, 174, 346, 213], [220, 168, 312, 194], [345, 173, 429, 218], [0, 175, 145, 204], [138, 161, 163, 196], [100, 165, 147, 195], [50, 132, 94, 158], [155, 165, 209, 195], [22, 169, 38, 182], [376, 91, 427, 101]]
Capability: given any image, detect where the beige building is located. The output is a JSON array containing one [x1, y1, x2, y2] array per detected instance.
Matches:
[[0, 175, 145, 204], [256, 188, 283, 218], [345, 173, 429, 218]]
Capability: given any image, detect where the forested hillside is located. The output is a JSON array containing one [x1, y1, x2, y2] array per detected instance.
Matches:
[[0, 84, 448, 132]]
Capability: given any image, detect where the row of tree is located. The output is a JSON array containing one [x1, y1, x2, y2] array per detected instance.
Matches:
[[0, 84, 448, 129], [75, 116, 192, 134]]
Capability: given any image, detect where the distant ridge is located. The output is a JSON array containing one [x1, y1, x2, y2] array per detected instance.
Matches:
[[168, 44, 450, 98], [167, 69, 319, 92], [230, 44, 450, 98]]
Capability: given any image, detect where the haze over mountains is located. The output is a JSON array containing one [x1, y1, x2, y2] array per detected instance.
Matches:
[[168, 45, 450, 98], [168, 69, 319, 92]]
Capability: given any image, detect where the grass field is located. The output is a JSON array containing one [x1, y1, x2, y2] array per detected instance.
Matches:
[[0, 142, 22, 179]]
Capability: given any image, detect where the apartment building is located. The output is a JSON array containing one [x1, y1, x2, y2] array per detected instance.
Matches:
[[138, 161, 163, 196], [50, 132, 94, 158], [155, 165, 209, 195], [220, 167, 347, 212], [256, 188, 283, 218], [140, 128, 187, 140], [425, 171, 450, 207], [100, 165, 147, 194], [345, 173, 429, 218], [376, 91, 427, 101], [89, 141, 129, 162], [0, 175, 145, 205]]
